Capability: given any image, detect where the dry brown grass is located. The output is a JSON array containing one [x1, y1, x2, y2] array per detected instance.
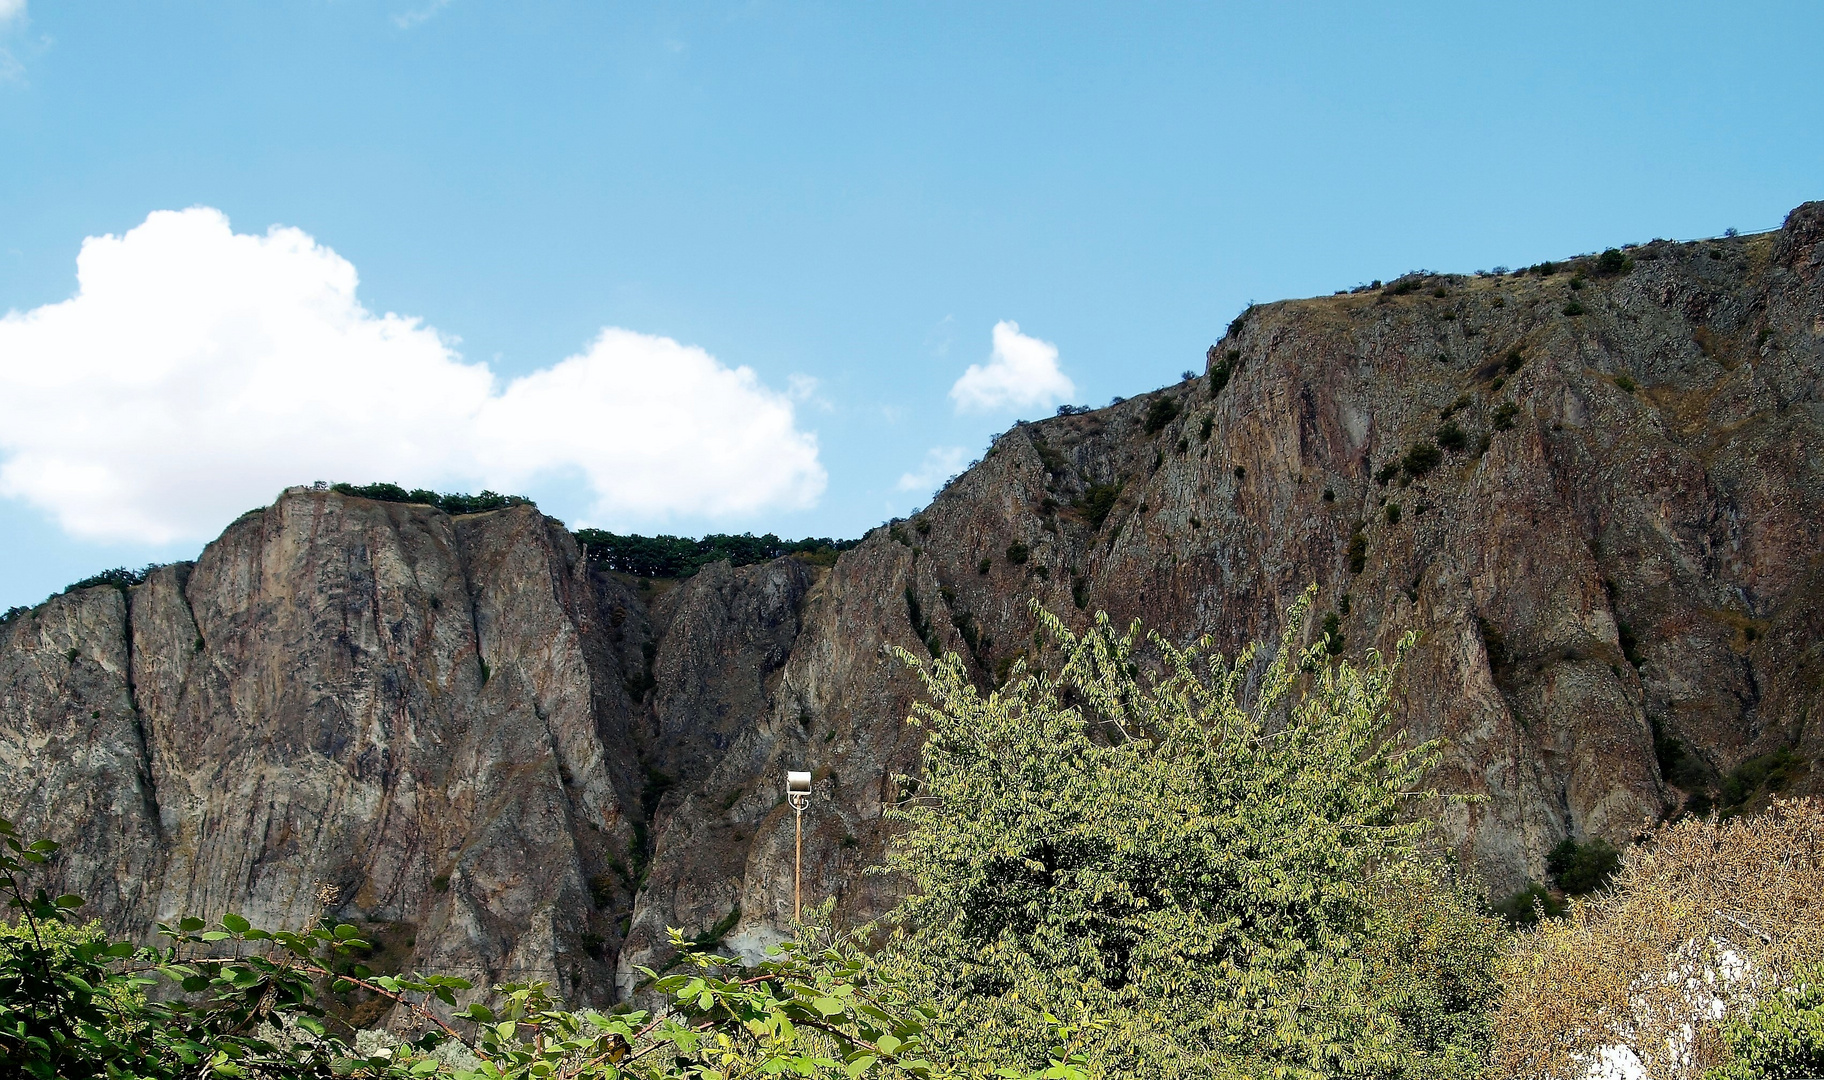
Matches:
[[1493, 799, 1824, 1080]]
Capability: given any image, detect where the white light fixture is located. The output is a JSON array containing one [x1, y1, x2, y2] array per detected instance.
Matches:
[[786, 770, 812, 920]]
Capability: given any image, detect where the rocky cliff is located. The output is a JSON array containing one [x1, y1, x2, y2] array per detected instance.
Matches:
[[4, 203, 1821, 1006]]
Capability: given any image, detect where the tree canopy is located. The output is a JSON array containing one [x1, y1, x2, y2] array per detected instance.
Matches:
[[880, 588, 1502, 1080], [573, 530, 857, 579]]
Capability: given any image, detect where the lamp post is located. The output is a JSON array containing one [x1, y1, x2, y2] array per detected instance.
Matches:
[[786, 770, 812, 921]]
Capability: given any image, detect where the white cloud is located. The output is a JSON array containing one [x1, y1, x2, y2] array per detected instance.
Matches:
[[896, 446, 967, 494], [787, 373, 833, 411], [392, 0, 451, 29], [948, 320, 1074, 413], [0, 208, 826, 543], [477, 330, 823, 523], [0, 0, 25, 81]]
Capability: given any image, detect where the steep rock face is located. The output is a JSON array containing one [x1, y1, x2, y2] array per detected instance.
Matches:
[[0, 586, 162, 931], [2, 496, 640, 1003], [3, 203, 1820, 1003], [634, 204, 1824, 966], [619, 542, 929, 994]]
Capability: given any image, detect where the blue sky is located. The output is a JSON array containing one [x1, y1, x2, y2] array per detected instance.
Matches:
[[2, 1, 1821, 610]]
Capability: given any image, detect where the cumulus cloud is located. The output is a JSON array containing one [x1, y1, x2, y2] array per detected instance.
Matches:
[[477, 330, 823, 522], [948, 320, 1074, 413], [896, 446, 967, 494], [0, 208, 825, 543]]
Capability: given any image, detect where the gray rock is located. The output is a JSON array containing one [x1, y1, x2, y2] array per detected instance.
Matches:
[[4, 202, 1820, 1007]]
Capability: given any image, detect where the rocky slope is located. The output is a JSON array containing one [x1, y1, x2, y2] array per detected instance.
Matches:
[[4, 202, 1820, 1006]]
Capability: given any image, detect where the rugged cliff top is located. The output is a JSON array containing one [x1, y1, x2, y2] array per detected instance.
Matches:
[[4, 202, 1819, 1009]]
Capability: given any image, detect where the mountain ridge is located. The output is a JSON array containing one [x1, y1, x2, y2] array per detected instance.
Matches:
[[4, 201, 1820, 1008]]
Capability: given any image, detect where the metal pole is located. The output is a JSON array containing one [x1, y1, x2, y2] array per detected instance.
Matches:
[[786, 770, 811, 923]]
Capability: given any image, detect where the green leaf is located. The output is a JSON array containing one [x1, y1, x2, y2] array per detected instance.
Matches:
[[814, 997, 846, 1016], [221, 913, 251, 934], [52, 893, 84, 908], [845, 1054, 877, 1077], [179, 916, 206, 933], [333, 923, 361, 940]]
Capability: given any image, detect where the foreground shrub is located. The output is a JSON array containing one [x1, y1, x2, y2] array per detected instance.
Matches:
[[1494, 799, 1824, 1080], [0, 820, 998, 1080], [883, 589, 1501, 1079], [1706, 962, 1824, 1080]]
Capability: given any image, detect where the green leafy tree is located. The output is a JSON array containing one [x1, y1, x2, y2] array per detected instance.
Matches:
[[0, 813, 463, 1078], [2, 817, 1088, 1079], [1706, 963, 1824, 1080], [881, 587, 1501, 1080]]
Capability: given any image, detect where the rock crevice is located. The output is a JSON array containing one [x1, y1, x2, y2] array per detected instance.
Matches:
[[5, 204, 1822, 1001]]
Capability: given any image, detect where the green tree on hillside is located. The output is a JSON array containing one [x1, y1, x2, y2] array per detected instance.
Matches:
[[881, 588, 1502, 1080]]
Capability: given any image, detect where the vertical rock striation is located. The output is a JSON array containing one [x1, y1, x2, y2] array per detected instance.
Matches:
[[3, 202, 1820, 1003]]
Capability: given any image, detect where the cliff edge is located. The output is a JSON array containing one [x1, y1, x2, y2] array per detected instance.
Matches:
[[4, 204, 1820, 1004]]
